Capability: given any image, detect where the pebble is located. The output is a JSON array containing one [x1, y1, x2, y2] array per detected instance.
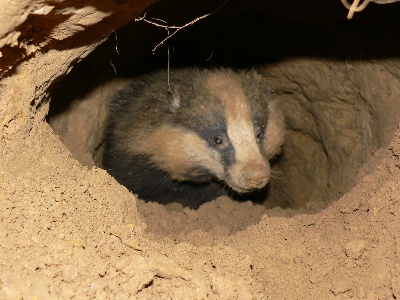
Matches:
[[345, 239, 367, 259]]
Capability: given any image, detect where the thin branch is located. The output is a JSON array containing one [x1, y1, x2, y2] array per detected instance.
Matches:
[[135, 0, 230, 53]]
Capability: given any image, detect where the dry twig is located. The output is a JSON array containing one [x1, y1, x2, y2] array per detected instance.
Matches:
[[135, 0, 230, 53]]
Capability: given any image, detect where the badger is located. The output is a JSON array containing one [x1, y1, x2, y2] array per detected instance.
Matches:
[[102, 68, 285, 209]]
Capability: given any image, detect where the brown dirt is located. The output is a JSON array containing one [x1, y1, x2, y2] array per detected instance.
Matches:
[[2, 1, 400, 299]]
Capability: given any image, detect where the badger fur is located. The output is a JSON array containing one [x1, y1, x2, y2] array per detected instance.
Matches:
[[102, 68, 285, 209]]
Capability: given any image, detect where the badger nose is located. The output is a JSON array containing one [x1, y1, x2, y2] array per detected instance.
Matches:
[[240, 164, 270, 189]]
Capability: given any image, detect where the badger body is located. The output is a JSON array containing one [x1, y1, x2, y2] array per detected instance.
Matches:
[[102, 68, 285, 209]]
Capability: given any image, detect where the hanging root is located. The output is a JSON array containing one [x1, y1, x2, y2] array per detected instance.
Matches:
[[341, 0, 400, 19]]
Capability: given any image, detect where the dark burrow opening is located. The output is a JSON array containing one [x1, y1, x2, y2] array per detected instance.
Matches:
[[47, 0, 400, 239]]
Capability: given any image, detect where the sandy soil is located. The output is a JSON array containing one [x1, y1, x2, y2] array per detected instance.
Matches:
[[2, 0, 400, 299], [2, 108, 400, 298]]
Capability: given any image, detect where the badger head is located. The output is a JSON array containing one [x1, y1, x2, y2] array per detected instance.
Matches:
[[137, 69, 285, 194]]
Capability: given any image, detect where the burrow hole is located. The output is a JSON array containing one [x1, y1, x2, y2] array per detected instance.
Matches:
[[47, 0, 400, 243]]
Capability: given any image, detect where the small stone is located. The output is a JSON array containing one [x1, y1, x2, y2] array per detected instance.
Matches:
[[62, 265, 79, 282], [73, 239, 84, 248], [54, 190, 62, 202], [330, 278, 352, 295], [122, 238, 142, 251], [110, 224, 134, 240], [345, 239, 367, 259], [182, 207, 198, 219]]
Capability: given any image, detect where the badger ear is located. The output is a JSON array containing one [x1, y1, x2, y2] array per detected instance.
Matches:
[[263, 99, 285, 157], [168, 86, 181, 113]]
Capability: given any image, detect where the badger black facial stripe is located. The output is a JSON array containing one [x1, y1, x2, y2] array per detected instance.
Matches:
[[196, 126, 236, 169]]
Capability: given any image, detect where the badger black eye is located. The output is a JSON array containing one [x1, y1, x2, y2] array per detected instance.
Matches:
[[208, 130, 229, 149], [214, 136, 223, 145], [212, 135, 228, 149]]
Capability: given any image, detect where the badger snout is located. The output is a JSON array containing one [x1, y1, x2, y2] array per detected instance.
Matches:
[[241, 164, 270, 187], [227, 161, 271, 193]]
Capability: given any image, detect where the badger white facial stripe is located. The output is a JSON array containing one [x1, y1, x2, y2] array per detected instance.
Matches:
[[207, 74, 265, 165]]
